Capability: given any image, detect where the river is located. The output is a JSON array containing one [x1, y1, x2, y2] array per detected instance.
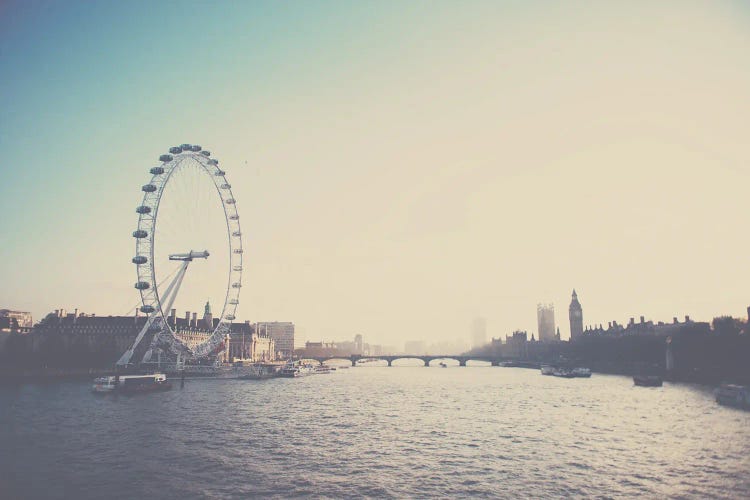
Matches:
[[1, 366, 748, 499]]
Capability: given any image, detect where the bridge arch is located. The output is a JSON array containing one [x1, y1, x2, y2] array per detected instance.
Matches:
[[425, 357, 462, 367], [319, 357, 355, 366], [389, 356, 428, 367], [353, 357, 389, 367]]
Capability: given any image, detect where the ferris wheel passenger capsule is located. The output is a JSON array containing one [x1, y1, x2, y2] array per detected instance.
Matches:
[[140, 305, 155, 314], [216, 170, 225, 176], [220, 183, 231, 189], [233, 248, 243, 254], [232, 231, 241, 237], [150, 166, 164, 175], [225, 315, 236, 321], [232, 266, 242, 271], [135, 281, 150, 290], [132, 256, 148, 264], [169, 146, 182, 154], [200, 150, 211, 157], [159, 154, 173, 162], [142, 184, 157, 192], [136, 206, 151, 214], [228, 299, 239, 305], [191, 145, 202, 152], [231, 283, 242, 288], [225, 199, 235, 204], [208, 159, 218, 165], [132, 230, 148, 238], [229, 215, 239, 220], [180, 144, 192, 151]]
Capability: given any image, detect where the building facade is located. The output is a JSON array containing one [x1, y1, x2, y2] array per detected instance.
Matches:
[[258, 322, 294, 359], [537, 303, 555, 342], [0, 309, 33, 333], [472, 317, 487, 348], [569, 290, 583, 341]]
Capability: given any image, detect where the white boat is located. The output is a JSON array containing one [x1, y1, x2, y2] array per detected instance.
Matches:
[[552, 367, 576, 378], [541, 365, 555, 376], [279, 362, 316, 378], [93, 373, 171, 393], [572, 367, 592, 378]]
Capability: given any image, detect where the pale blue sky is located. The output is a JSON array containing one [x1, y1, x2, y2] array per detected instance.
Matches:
[[1, 1, 750, 348]]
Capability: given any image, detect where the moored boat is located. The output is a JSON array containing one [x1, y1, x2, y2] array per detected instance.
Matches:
[[541, 365, 555, 376], [279, 362, 316, 378], [238, 364, 278, 380], [572, 367, 592, 378], [715, 384, 750, 410], [552, 367, 576, 378], [93, 373, 172, 394], [633, 375, 663, 387]]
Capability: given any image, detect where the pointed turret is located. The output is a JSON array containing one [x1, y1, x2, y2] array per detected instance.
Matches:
[[569, 289, 583, 341], [202, 300, 213, 331]]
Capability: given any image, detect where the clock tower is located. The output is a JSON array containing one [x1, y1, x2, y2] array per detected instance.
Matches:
[[569, 289, 583, 341]]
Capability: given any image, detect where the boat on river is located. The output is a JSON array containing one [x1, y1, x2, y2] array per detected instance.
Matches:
[[92, 373, 172, 394], [715, 384, 750, 410], [633, 375, 663, 387], [552, 367, 576, 378], [541, 365, 555, 376], [237, 364, 278, 380], [279, 362, 316, 378]]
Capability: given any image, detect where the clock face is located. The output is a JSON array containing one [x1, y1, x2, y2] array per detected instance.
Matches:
[[572, 311, 581, 318]]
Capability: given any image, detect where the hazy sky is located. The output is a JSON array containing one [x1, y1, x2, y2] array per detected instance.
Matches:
[[1, 1, 749, 348]]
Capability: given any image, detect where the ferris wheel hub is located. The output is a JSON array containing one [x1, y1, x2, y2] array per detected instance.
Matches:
[[168, 250, 210, 261]]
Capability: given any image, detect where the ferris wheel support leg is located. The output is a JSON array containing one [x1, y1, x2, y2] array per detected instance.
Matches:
[[117, 261, 190, 367], [142, 261, 192, 364]]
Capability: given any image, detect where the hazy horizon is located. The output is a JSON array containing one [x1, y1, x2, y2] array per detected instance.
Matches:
[[2, 0, 750, 348]]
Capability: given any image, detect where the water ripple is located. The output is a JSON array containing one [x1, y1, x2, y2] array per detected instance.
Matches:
[[1, 368, 749, 499]]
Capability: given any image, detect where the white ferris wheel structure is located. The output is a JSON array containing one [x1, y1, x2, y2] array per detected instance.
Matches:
[[118, 144, 242, 367]]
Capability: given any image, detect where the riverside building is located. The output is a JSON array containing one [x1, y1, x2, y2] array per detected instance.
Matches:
[[537, 303, 556, 342], [257, 322, 295, 360]]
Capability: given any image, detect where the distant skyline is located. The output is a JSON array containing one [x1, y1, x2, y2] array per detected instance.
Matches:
[[2, 1, 750, 346]]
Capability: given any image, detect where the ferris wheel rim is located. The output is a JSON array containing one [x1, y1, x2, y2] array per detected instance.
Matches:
[[131, 145, 243, 358]]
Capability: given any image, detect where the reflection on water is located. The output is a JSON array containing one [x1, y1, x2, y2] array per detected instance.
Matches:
[[1, 367, 749, 499]]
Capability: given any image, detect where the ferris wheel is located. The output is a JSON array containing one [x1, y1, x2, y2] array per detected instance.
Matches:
[[117, 144, 242, 366]]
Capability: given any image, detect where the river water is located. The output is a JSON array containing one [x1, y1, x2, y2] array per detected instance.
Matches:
[[1, 366, 749, 499]]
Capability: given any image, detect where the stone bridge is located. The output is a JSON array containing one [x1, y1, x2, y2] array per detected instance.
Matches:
[[303, 354, 509, 367]]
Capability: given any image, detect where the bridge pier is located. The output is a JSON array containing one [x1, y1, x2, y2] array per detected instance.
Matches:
[[491, 360, 500, 367], [387, 359, 392, 367], [459, 359, 467, 367]]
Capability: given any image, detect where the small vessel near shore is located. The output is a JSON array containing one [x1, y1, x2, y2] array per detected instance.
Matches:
[[547, 365, 590, 378], [237, 364, 278, 380], [552, 367, 576, 378], [92, 373, 172, 394], [279, 362, 316, 378], [633, 375, 663, 387], [715, 384, 750, 410]]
